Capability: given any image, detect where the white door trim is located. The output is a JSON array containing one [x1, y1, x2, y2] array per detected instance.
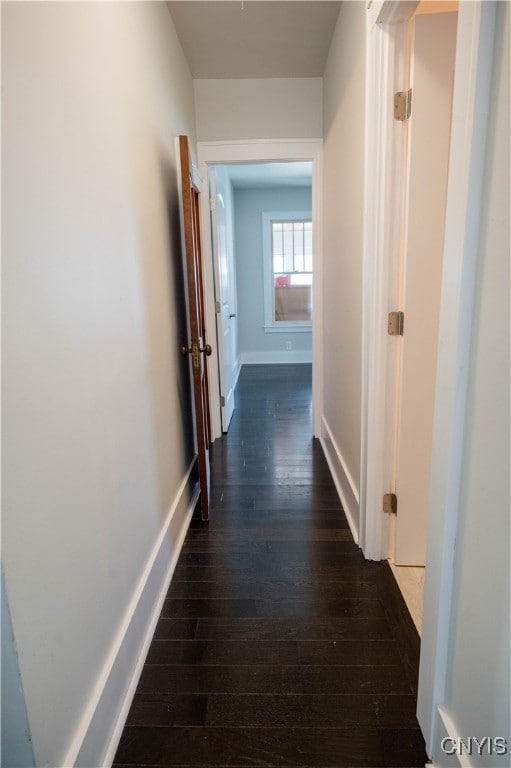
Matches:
[[197, 139, 323, 440], [360, 8, 410, 561], [416, 1, 497, 751], [362, 0, 497, 755]]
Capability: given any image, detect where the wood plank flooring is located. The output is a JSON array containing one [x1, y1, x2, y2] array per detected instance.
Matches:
[[114, 364, 427, 768]]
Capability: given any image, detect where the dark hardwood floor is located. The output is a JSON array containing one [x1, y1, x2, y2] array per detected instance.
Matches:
[[114, 364, 427, 768]]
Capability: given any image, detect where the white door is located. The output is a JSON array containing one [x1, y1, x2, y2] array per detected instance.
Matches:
[[394, 11, 458, 565], [210, 167, 238, 432]]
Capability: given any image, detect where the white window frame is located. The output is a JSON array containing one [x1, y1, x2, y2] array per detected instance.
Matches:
[[262, 210, 313, 333]]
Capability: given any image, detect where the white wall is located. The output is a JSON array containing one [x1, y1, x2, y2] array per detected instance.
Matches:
[[234, 186, 313, 364], [2, 3, 197, 766], [194, 78, 323, 141], [431, 4, 510, 763], [321, 2, 366, 538], [1, 572, 35, 767]]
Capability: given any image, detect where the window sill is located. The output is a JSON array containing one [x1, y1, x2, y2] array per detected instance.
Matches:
[[264, 324, 312, 334]]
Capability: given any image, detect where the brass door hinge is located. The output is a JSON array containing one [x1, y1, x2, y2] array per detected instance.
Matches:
[[394, 89, 412, 121], [215, 300, 221, 313], [220, 395, 225, 407], [383, 493, 397, 515], [388, 311, 404, 336]]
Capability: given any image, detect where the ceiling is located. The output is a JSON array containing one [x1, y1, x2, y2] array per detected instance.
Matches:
[[224, 162, 312, 189], [166, 2, 342, 79]]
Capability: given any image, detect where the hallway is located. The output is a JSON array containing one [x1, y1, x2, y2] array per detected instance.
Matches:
[[3, 3, 507, 763], [114, 364, 427, 767]]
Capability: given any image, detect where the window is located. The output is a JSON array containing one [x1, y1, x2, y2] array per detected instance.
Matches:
[[262, 211, 313, 332]]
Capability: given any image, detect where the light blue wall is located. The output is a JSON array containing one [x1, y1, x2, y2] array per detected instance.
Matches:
[[234, 186, 313, 363]]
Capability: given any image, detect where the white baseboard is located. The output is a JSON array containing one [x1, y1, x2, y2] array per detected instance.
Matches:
[[240, 350, 312, 364], [430, 705, 475, 768], [233, 359, 242, 389], [64, 460, 199, 768], [320, 416, 360, 545]]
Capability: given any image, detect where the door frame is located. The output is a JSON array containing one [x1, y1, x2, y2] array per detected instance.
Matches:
[[197, 139, 323, 440], [362, 0, 497, 754]]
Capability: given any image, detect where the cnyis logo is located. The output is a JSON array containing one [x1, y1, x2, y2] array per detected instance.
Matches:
[[441, 737, 508, 757]]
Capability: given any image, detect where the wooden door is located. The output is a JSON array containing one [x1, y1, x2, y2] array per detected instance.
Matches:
[[394, 12, 457, 564], [178, 135, 212, 521]]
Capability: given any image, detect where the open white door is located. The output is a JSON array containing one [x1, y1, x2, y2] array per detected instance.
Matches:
[[209, 167, 238, 432], [393, 11, 458, 565]]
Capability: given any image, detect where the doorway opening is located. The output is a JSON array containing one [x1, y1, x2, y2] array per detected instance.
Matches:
[[197, 140, 323, 442], [363, 2, 497, 754], [387, 5, 458, 635], [207, 161, 313, 433], [362, 3, 460, 636]]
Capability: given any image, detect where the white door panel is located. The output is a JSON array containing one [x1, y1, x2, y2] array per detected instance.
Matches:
[[210, 168, 237, 432], [394, 12, 457, 565]]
